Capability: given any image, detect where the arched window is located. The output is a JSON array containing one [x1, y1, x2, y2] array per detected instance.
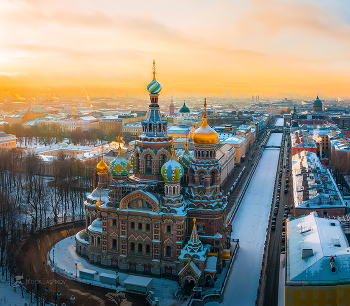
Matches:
[[91, 236, 95, 246], [173, 186, 176, 195], [166, 185, 168, 194], [158, 123, 162, 133], [87, 216, 90, 226], [149, 123, 152, 133], [146, 155, 152, 173], [97, 237, 101, 246]]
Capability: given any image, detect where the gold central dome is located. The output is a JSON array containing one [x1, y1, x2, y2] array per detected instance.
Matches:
[[193, 99, 218, 145]]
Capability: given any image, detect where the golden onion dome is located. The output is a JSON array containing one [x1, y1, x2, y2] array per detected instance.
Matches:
[[193, 99, 218, 145], [96, 158, 108, 175]]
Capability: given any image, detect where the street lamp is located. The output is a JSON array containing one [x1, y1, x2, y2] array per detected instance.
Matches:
[[70, 295, 75, 304]]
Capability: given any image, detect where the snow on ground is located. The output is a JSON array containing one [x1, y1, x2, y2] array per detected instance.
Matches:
[[49, 236, 182, 306], [220, 146, 281, 305], [278, 254, 285, 306], [266, 133, 283, 147], [275, 118, 284, 127], [0, 276, 32, 305]]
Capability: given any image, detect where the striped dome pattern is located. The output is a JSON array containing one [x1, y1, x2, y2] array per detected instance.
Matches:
[[179, 150, 193, 169], [161, 158, 184, 181], [109, 156, 130, 177], [147, 80, 162, 94]]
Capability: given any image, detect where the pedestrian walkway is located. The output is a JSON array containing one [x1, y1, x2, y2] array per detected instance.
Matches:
[[49, 236, 183, 306]]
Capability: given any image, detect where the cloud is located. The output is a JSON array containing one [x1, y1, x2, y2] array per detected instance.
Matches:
[[0, 72, 24, 77]]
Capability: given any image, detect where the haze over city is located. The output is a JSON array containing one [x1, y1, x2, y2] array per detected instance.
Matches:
[[1, 0, 350, 98]]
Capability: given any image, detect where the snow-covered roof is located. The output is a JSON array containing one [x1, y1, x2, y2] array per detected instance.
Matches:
[[124, 275, 153, 287], [179, 260, 202, 278], [287, 212, 350, 284], [292, 151, 345, 209], [88, 218, 103, 233], [204, 256, 217, 273]]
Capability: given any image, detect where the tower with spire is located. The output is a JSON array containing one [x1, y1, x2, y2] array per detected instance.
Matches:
[[187, 98, 227, 251], [133, 60, 172, 180]]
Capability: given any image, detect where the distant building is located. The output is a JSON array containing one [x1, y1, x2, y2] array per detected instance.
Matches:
[[179, 102, 191, 117], [99, 116, 123, 135], [292, 151, 346, 217], [286, 212, 350, 305], [0, 132, 17, 149], [169, 98, 175, 116], [291, 130, 317, 156], [313, 95, 323, 112]]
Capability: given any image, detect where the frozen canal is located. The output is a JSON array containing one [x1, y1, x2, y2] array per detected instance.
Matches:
[[266, 133, 283, 147], [220, 134, 282, 306], [275, 117, 284, 126]]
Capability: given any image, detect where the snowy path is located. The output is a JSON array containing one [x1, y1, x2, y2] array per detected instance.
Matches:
[[50, 236, 182, 306], [266, 133, 283, 147], [275, 118, 284, 127], [220, 137, 282, 305]]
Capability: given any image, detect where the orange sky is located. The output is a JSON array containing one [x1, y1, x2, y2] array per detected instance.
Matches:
[[1, 0, 350, 98]]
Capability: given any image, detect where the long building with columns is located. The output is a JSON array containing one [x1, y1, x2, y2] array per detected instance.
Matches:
[[76, 62, 230, 289]]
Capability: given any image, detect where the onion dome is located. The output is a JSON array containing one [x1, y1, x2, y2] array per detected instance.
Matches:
[[193, 99, 218, 145], [179, 134, 193, 168], [109, 140, 130, 177], [128, 154, 135, 166], [147, 60, 162, 94], [161, 138, 184, 181], [179, 102, 190, 113], [96, 158, 108, 175]]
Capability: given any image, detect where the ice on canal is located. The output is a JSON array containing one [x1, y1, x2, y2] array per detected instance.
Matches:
[[275, 117, 284, 126], [221, 144, 281, 305], [266, 133, 283, 147]]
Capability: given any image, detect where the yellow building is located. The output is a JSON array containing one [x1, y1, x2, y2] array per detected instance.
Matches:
[[0, 132, 17, 149], [222, 135, 246, 162], [286, 212, 350, 306]]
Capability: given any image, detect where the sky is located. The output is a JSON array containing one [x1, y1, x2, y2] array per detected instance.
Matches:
[[1, 0, 350, 98]]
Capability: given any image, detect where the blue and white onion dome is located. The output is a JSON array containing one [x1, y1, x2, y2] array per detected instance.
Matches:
[[161, 158, 184, 181], [179, 150, 193, 169], [109, 155, 130, 177], [128, 154, 135, 166], [147, 79, 162, 95]]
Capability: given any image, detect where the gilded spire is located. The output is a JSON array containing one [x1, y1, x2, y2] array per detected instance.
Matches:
[[171, 137, 174, 158], [203, 98, 207, 119], [152, 60, 156, 81], [117, 135, 121, 156]]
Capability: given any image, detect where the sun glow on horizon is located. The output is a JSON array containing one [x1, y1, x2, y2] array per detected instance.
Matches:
[[0, 0, 350, 98]]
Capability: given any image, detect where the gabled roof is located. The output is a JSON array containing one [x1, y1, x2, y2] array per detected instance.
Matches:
[[178, 259, 202, 278]]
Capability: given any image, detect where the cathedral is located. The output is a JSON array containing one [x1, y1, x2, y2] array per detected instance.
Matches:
[[76, 62, 229, 288]]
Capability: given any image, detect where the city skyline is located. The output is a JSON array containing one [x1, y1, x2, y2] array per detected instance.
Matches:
[[1, 0, 350, 98]]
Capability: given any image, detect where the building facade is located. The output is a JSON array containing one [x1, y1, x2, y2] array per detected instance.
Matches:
[[76, 63, 228, 288]]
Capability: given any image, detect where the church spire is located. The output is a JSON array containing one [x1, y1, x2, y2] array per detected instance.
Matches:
[[152, 60, 156, 81], [189, 218, 200, 245]]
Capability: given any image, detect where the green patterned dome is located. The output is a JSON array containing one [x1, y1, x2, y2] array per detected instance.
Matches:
[[179, 150, 193, 169], [161, 158, 184, 181], [109, 156, 130, 177]]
